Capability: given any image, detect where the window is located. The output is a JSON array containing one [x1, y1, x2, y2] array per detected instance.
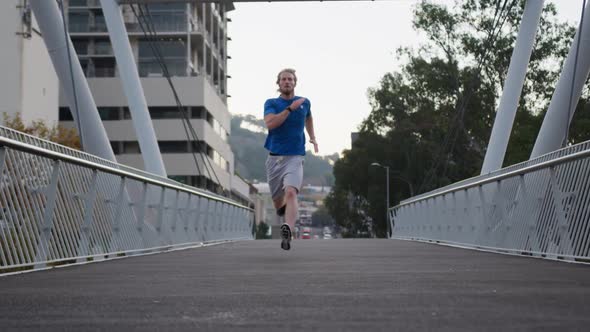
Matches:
[[206, 145, 214, 158], [69, 0, 87, 6], [123, 141, 141, 153], [110, 142, 121, 154], [190, 175, 206, 188], [191, 140, 205, 153], [191, 106, 205, 119], [59, 107, 74, 121], [212, 151, 229, 171], [144, 4, 187, 31], [149, 107, 185, 119], [73, 40, 88, 55], [158, 141, 188, 153], [94, 39, 112, 55], [147, 3, 186, 11], [213, 150, 221, 167], [138, 59, 187, 77], [98, 107, 119, 121], [139, 40, 185, 58], [69, 11, 89, 32], [169, 175, 188, 184], [220, 127, 228, 142], [79, 59, 89, 75], [206, 112, 213, 126], [206, 113, 228, 142], [93, 58, 116, 77], [92, 14, 107, 32], [212, 118, 220, 134], [123, 107, 131, 119], [138, 40, 187, 77]]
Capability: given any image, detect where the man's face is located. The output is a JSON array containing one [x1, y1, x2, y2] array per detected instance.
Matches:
[[278, 72, 296, 94]]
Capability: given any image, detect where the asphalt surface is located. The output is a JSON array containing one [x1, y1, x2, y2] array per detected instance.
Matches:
[[1, 239, 590, 331]]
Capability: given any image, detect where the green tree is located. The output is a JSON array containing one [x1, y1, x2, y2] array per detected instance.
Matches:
[[255, 222, 271, 240], [328, 0, 582, 237], [311, 206, 334, 227]]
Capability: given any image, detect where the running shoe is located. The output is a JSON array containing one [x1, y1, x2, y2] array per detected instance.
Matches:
[[280, 223, 292, 250]]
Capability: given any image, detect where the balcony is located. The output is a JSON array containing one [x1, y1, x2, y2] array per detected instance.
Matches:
[[69, 23, 108, 33], [126, 13, 188, 33], [69, 0, 101, 8], [138, 59, 187, 77]]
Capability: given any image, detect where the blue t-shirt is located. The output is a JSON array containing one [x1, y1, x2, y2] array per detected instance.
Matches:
[[263, 96, 312, 156]]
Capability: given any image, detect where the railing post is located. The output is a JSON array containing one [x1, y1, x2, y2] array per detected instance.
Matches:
[[477, 185, 488, 240], [154, 187, 166, 234], [35, 160, 61, 266], [134, 182, 148, 247], [388, 208, 395, 238], [451, 192, 458, 242], [519, 174, 541, 253], [0, 146, 6, 177], [223, 203, 229, 237], [217, 201, 224, 240], [463, 188, 476, 242], [182, 193, 192, 239], [549, 166, 574, 257], [489, 181, 505, 247], [219, 203, 225, 239], [77, 169, 99, 261], [109, 177, 127, 252], [227, 205, 234, 237], [170, 190, 180, 235], [213, 200, 221, 240], [199, 197, 209, 242], [0, 146, 12, 266]]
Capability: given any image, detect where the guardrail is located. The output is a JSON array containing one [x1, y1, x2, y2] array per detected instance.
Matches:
[[390, 140, 590, 262], [0, 127, 253, 273]]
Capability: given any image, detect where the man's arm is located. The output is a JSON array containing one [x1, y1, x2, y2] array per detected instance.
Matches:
[[264, 109, 290, 130], [305, 115, 319, 153], [264, 98, 306, 130]]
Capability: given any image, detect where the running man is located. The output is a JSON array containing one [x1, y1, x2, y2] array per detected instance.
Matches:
[[263, 68, 318, 250]]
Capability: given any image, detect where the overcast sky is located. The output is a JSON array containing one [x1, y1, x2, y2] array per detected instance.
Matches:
[[227, 0, 583, 157]]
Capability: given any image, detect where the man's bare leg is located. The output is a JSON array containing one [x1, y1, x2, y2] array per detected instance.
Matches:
[[283, 186, 298, 230], [276, 186, 297, 250]]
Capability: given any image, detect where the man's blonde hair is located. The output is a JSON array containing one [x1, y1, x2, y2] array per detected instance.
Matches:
[[276, 68, 297, 84]]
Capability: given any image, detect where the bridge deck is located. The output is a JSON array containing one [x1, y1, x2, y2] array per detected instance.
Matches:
[[1, 239, 589, 331]]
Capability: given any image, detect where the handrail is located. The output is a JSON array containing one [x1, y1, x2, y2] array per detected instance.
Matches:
[[0, 136, 252, 211], [396, 145, 590, 208], [390, 139, 590, 262]]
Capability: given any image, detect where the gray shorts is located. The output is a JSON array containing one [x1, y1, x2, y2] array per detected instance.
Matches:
[[265, 155, 304, 200]]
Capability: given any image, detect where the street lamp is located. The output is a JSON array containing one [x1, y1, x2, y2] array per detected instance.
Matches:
[[370, 162, 390, 238]]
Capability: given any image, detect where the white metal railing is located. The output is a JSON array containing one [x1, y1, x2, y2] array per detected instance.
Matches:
[[0, 127, 253, 273], [390, 139, 590, 262]]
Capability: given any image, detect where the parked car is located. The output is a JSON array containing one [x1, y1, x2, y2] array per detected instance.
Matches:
[[323, 233, 333, 240], [301, 232, 311, 239]]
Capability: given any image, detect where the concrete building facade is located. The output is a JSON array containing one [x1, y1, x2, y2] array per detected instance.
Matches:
[[59, 0, 233, 193], [0, 0, 58, 125]]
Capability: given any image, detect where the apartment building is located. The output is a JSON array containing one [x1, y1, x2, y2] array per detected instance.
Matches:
[[60, 0, 234, 193], [0, 0, 58, 125]]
